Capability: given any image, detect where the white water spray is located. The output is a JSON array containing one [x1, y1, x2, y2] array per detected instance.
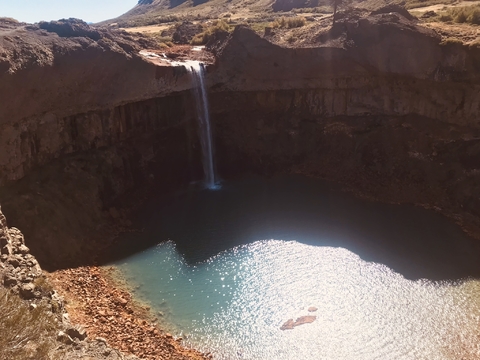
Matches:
[[187, 62, 217, 189]]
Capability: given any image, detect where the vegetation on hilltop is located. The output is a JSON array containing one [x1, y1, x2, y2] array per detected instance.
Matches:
[[271, 16, 307, 28], [438, 3, 480, 24], [191, 19, 232, 44]]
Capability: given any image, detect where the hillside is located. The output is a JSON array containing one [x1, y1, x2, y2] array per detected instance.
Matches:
[[105, 0, 389, 27]]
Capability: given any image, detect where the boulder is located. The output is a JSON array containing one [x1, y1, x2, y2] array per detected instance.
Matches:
[[57, 331, 75, 345], [421, 10, 437, 19], [66, 326, 88, 341], [3, 273, 17, 286], [20, 282, 36, 299], [16, 244, 30, 255], [7, 255, 21, 268]]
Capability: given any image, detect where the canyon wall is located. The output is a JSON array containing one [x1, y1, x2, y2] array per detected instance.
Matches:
[[0, 20, 202, 267], [1, 12, 480, 268]]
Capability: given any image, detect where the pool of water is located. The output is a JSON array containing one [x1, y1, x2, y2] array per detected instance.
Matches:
[[108, 175, 480, 359]]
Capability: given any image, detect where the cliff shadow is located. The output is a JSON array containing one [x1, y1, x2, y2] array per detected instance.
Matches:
[[101, 174, 480, 282]]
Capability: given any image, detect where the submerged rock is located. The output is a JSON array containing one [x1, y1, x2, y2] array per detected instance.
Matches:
[[280, 315, 317, 330]]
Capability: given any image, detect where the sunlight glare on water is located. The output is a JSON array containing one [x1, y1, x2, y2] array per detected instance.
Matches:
[[115, 239, 480, 360]]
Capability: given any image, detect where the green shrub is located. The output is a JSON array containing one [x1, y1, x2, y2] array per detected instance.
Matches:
[[0, 288, 59, 360], [147, 33, 174, 48], [454, 9, 468, 23], [271, 16, 306, 29], [467, 7, 480, 24], [438, 13, 453, 22], [439, 4, 480, 25], [191, 20, 232, 45]]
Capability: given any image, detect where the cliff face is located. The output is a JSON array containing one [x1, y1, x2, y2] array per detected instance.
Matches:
[[208, 14, 480, 237], [1, 12, 480, 268], [0, 93, 200, 268], [0, 19, 199, 185]]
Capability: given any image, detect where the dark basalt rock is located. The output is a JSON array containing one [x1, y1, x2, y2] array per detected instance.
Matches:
[[39, 18, 101, 41]]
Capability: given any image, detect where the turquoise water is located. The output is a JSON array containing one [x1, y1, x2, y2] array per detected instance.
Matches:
[[111, 175, 480, 359]]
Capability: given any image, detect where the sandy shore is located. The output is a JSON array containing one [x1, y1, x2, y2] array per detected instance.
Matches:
[[48, 266, 210, 360]]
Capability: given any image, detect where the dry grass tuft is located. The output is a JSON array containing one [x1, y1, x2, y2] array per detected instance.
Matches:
[[440, 37, 465, 45], [0, 288, 59, 360]]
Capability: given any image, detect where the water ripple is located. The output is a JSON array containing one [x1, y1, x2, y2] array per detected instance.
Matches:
[[116, 240, 480, 360]]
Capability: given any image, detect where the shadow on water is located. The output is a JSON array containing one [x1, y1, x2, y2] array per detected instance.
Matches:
[[101, 174, 480, 281]]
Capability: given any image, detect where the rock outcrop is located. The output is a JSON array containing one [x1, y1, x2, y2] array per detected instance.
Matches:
[[0, 19, 200, 268], [0, 206, 142, 360], [0, 205, 43, 297]]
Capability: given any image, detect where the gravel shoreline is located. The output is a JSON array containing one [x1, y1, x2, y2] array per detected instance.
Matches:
[[48, 266, 210, 360]]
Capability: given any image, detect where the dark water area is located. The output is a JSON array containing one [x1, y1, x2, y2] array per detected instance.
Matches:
[[104, 174, 480, 282]]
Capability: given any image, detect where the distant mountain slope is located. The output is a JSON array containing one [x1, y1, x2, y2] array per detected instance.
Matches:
[[106, 0, 332, 26], [105, 0, 398, 27]]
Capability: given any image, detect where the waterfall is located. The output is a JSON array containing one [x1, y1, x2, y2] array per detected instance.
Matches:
[[187, 62, 218, 189]]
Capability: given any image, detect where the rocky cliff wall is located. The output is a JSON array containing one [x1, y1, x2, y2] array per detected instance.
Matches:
[[1, 11, 480, 268], [0, 19, 195, 186], [209, 19, 480, 127], [211, 89, 480, 238], [0, 93, 202, 268]]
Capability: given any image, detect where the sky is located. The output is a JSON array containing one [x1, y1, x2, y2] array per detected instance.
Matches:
[[0, 0, 138, 24]]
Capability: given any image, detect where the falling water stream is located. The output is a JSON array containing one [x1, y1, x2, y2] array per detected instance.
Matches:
[[187, 62, 217, 189]]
